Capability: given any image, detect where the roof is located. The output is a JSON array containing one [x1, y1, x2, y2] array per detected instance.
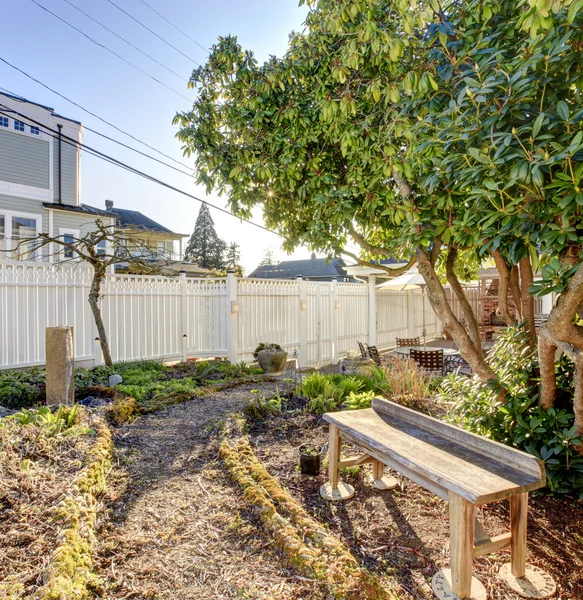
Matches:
[[111, 208, 185, 236], [43, 202, 115, 217], [249, 257, 349, 280], [0, 92, 82, 125]]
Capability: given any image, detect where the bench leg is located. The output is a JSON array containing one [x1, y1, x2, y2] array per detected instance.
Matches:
[[498, 492, 557, 598], [449, 493, 475, 598], [510, 492, 527, 578], [366, 459, 398, 490], [319, 424, 354, 501], [432, 493, 487, 600]]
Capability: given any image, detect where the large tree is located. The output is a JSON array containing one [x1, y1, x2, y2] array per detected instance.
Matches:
[[184, 204, 226, 269], [175, 0, 583, 427]]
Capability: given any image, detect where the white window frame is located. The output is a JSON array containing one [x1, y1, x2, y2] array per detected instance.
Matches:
[[13, 120, 25, 132], [30, 126, 40, 135], [58, 227, 80, 260], [0, 210, 43, 261], [0, 116, 8, 128]]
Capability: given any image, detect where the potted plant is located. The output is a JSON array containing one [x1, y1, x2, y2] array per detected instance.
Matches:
[[339, 349, 375, 375], [299, 444, 323, 476], [254, 342, 288, 375]]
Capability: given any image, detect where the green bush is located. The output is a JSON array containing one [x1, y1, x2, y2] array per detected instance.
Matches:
[[439, 326, 583, 497], [0, 367, 46, 409], [252, 342, 283, 360]]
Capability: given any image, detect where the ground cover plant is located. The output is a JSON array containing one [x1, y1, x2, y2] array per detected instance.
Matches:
[[440, 326, 583, 497], [0, 405, 112, 599], [0, 359, 264, 412]]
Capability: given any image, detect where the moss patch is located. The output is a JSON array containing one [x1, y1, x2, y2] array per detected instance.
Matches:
[[39, 419, 113, 600], [220, 414, 399, 600]]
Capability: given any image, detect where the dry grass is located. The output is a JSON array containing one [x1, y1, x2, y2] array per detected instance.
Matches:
[[0, 409, 107, 599]]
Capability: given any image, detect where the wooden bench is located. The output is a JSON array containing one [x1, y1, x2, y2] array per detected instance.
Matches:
[[320, 398, 556, 600]]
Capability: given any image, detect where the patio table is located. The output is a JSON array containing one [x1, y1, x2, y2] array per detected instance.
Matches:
[[393, 346, 460, 358]]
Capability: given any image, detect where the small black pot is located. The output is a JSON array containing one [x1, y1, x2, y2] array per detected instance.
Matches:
[[299, 444, 323, 476]]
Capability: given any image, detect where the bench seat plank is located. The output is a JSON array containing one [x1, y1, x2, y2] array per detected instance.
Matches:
[[323, 402, 545, 504]]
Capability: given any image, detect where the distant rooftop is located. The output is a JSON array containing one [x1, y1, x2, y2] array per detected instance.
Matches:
[[0, 91, 82, 125], [249, 255, 352, 281], [105, 200, 186, 236]]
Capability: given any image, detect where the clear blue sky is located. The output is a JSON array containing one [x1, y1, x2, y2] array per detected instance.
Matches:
[[1, 0, 310, 272]]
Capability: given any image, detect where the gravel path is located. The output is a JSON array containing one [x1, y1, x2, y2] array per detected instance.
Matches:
[[94, 382, 326, 600]]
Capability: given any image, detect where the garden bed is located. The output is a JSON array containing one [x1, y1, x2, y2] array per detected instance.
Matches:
[[243, 398, 583, 599], [0, 407, 112, 599]]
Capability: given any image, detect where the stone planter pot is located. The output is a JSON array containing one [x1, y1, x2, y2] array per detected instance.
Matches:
[[339, 357, 376, 376], [257, 349, 288, 375]]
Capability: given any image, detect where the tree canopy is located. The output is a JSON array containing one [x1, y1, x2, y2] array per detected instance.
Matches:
[[175, 0, 583, 425], [184, 204, 227, 269]]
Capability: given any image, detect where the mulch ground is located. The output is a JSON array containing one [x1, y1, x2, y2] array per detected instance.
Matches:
[[248, 404, 583, 600], [94, 388, 583, 600]]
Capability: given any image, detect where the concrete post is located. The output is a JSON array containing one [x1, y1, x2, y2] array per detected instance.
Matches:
[[368, 275, 377, 346], [46, 326, 75, 406], [226, 270, 239, 364]]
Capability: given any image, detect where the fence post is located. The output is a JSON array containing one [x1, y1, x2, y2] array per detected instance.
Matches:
[[331, 278, 339, 363], [180, 271, 188, 362], [368, 275, 377, 347], [298, 275, 308, 368], [407, 289, 416, 337], [226, 270, 239, 364]]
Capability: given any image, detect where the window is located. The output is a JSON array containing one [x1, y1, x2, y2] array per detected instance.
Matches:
[[96, 239, 107, 256], [11, 216, 38, 259], [30, 126, 40, 135], [0, 215, 4, 252], [14, 120, 24, 132], [0, 117, 7, 128], [59, 228, 80, 260]]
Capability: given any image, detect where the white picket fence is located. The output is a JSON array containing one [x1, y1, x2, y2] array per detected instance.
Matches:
[[0, 261, 445, 370]]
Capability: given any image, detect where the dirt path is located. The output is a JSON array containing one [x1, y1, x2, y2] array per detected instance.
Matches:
[[95, 383, 326, 600]]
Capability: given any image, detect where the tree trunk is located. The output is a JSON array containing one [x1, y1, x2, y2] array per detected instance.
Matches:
[[88, 267, 113, 367], [416, 247, 496, 382], [574, 358, 583, 441], [509, 266, 522, 320], [538, 328, 557, 409], [519, 256, 536, 346], [445, 246, 482, 356], [491, 250, 515, 327]]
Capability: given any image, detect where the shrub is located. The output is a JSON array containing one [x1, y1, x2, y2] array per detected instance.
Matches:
[[244, 389, 283, 419], [0, 367, 46, 409], [439, 326, 583, 497]]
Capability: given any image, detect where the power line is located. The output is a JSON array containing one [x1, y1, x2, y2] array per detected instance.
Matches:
[[61, 0, 186, 81], [136, 0, 209, 54], [104, 0, 200, 66], [29, 0, 192, 102], [0, 106, 279, 237], [0, 58, 193, 171]]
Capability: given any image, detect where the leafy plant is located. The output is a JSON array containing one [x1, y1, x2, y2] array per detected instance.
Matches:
[[440, 326, 583, 496], [9, 404, 81, 436], [343, 390, 375, 410], [299, 444, 322, 457], [253, 342, 283, 360], [244, 389, 282, 419]]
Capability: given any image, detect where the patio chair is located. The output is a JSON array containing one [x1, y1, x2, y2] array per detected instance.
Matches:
[[396, 337, 421, 347], [409, 348, 445, 376], [366, 345, 396, 367], [444, 355, 472, 377], [358, 341, 369, 359]]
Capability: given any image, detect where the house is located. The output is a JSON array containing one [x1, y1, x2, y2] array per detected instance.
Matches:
[[249, 254, 354, 281], [104, 200, 208, 276], [0, 91, 115, 261]]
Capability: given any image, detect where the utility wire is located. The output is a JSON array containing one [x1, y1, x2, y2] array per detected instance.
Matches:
[[0, 84, 196, 179], [61, 0, 186, 81], [104, 0, 200, 66], [0, 107, 279, 237], [29, 0, 192, 101], [136, 0, 209, 54], [0, 58, 194, 170]]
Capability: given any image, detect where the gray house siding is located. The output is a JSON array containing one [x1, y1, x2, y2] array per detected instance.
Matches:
[[0, 130, 50, 189], [52, 139, 78, 205], [52, 210, 110, 238], [0, 194, 48, 231]]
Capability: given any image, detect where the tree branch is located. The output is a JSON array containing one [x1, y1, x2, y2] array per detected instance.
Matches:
[[491, 249, 515, 327]]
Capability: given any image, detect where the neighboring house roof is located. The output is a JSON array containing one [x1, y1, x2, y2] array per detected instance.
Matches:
[[105, 201, 187, 237], [249, 256, 350, 280], [0, 92, 82, 125], [43, 202, 115, 217]]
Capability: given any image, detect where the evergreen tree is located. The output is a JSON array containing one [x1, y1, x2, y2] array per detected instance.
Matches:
[[226, 242, 241, 269], [184, 205, 225, 269], [259, 247, 278, 266]]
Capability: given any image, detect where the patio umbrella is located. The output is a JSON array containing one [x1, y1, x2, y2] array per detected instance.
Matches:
[[377, 270, 428, 347]]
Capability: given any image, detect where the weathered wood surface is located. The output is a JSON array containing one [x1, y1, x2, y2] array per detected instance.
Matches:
[[323, 398, 545, 504]]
